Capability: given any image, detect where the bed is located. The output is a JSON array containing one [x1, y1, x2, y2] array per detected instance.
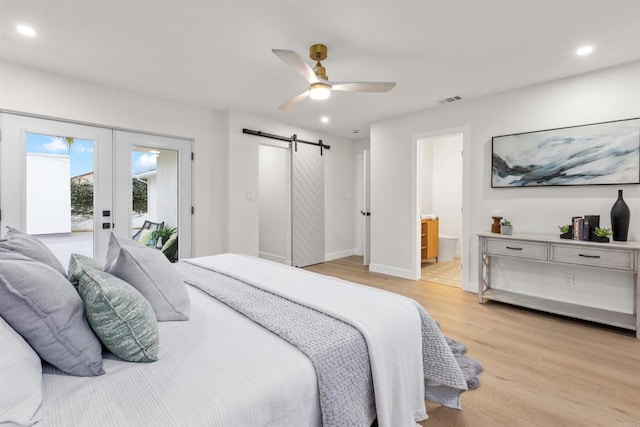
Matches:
[[0, 229, 472, 427]]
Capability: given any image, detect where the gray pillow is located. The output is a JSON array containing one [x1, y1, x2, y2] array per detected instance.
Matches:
[[78, 268, 159, 362], [68, 253, 102, 287], [104, 233, 190, 321], [0, 226, 67, 277], [0, 250, 104, 376], [0, 316, 42, 426]]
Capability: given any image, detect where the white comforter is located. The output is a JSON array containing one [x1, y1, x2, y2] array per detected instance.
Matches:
[[41, 285, 322, 426], [188, 254, 429, 426]]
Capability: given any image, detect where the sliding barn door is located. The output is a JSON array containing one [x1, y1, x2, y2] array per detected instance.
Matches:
[[291, 143, 324, 267]]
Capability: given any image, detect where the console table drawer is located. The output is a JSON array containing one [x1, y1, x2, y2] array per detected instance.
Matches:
[[484, 238, 547, 260], [550, 244, 635, 271]]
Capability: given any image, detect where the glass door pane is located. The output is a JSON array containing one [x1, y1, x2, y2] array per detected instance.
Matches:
[[26, 133, 94, 265], [131, 147, 178, 259], [114, 130, 191, 261]]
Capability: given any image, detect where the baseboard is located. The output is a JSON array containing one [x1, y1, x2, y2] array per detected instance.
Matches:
[[258, 251, 290, 265], [464, 280, 479, 294], [324, 248, 357, 262], [369, 263, 415, 280]]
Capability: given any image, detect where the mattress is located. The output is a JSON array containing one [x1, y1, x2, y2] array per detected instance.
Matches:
[[40, 285, 322, 427]]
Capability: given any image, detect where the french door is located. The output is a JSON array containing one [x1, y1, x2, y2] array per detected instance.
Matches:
[[0, 113, 191, 266], [112, 130, 192, 259]]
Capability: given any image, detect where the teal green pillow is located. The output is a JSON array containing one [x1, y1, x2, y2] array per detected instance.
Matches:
[[68, 253, 102, 287], [137, 229, 153, 246], [78, 269, 159, 362]]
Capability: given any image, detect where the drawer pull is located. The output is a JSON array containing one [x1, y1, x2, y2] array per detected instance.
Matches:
[[506, 246, 523, 251], [578, 254, 601, 259]]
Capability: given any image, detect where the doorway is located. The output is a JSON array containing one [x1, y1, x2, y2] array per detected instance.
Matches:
[[258, 143, 291, 265], [411, 126, 471, 288], [419, 133, 463, 286], [0, 113, 192, 266]]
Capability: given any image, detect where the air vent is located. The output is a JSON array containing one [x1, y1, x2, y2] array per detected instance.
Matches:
[[439, 95, 463, 104]]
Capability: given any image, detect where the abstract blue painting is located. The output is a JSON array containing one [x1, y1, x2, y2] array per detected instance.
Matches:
[[492, 118, 640, 187]]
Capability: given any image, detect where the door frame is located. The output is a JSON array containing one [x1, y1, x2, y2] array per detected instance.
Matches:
[[0, 110, 194, 262], [0, 112, 114, 263], [411, 126, 471, 289]]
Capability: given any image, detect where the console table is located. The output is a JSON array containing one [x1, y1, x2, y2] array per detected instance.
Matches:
[[478, 232, 640, 339]]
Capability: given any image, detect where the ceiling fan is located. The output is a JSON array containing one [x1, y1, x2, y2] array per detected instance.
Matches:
[[272, 44, 396, 111]]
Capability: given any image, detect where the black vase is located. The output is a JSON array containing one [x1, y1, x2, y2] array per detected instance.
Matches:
[[610, 189, 630, 241]]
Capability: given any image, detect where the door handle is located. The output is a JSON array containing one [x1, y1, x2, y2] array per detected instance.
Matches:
[[361, 211, 371, 216]]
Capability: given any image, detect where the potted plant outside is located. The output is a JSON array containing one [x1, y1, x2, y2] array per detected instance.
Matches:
[[592, 227, 612, 243], [501, 219, 513, 235], [559, 224, 572, 239]]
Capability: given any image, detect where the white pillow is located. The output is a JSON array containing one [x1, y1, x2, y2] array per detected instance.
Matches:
[[0, 316, 43, 426], [104, 233, 190, 321]]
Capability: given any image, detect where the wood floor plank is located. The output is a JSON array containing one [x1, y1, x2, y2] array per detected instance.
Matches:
[[305, 256, 640, 427]]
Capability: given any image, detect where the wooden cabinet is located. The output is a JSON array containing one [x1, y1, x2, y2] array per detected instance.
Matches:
[[478, 232, 640, 339], [421, 218, 439, 262]]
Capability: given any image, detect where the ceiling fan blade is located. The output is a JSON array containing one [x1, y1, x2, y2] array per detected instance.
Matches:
[[272, 49, 319, 84], [278, 90, 309, 111], [329, 81, 396, 93]]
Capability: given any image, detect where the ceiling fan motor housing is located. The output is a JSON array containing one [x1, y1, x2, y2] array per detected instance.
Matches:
[[310, 44, 329, 80]]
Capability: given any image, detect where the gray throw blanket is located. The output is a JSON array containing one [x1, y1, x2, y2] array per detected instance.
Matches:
[[176, 261, 376, 426], [176, 260, 470, 426]]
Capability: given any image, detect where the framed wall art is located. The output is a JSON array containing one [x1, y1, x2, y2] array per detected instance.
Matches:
[[491, 117, 640, 187]]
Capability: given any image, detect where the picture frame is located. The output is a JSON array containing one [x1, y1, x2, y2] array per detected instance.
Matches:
[[491, 117, 640, 188]]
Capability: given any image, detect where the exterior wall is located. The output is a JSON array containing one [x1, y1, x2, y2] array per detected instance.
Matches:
[[26, 154, 71, 234], [156, 149, 178, 227]]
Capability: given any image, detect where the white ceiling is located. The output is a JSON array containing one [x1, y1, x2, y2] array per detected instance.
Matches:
[[1, 1, 639, 139]]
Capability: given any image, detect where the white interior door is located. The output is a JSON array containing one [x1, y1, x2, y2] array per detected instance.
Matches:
[[113, 130, 192, 259], [0, 113, 113, 265], [363, 149, 371, 266], [291, 142, 324, 267]]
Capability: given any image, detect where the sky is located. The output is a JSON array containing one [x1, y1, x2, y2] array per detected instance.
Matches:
[[26, 132, 157, 176]]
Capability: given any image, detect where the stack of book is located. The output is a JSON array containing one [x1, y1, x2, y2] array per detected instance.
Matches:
[[571, 215, 600, 241]]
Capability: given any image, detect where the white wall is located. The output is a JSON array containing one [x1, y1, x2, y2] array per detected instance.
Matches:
[[0, 61, 224, 256], [26, 154, 71, 234], [258, 144, 291, 264], [225, 111, 357, 260], [432, 135, 463, 240], [371, 61, 640, 290], [419, 140, 434, 214]]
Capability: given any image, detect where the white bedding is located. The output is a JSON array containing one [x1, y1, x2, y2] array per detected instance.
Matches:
[[40, 286, 322, 427], [187, 254, 430, 426]]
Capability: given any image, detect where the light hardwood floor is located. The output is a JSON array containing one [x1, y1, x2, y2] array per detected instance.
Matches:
[[305, 256, 640, 427]]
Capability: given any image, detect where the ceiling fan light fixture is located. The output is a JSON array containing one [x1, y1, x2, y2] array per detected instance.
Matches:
[[309, 83, 331, 100]]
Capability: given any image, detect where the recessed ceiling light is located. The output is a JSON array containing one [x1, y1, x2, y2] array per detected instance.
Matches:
[[576, 45, 594, 56], [16, 24, 37, 37], [320, 116, 329, 123]]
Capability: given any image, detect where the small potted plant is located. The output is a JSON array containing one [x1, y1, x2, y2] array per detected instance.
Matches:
[[559, 224, 572, 239], [592, 227, 612, 243], [500, 218, 512, 235]]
